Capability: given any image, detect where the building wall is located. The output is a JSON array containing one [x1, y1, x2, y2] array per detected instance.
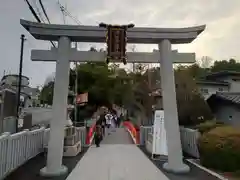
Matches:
[[1, 75, 29, 87], [198, 84, 229, 100], [214, 104, 240, 126], [229, 80, 240, 92], [215, 76, 240, 92]]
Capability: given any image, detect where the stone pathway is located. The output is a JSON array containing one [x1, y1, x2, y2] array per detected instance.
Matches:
[[66, 128, 168, 180], [101, 128, 133, 144], [66, 144, 169, 180]]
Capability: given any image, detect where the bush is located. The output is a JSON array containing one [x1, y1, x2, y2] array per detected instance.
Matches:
[[195, 120, 224, 134], [198, 126, 240, 172]]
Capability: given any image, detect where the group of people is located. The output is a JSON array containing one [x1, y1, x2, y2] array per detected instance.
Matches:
[[94, 110, 122, 147]]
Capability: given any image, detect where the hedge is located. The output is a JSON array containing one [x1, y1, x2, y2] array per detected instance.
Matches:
[[198, 126, 240, 172], [195, 120, 224, 134]]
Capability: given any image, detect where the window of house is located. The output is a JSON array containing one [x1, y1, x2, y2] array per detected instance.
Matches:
[[229, 115, 232, 121], [218, 87, 223, 91], [201, 88, 208, 94]]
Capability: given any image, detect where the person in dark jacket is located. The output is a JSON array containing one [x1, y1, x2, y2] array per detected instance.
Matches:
[[94, 124, 102, 147], [98, 113, 106, 136]]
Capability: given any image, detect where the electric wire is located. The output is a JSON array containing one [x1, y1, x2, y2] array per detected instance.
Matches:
[[39, 0, 51, 24], [31, 0, 45, 23], [57, 1, 81, 25], [24, 0, 56, 47]]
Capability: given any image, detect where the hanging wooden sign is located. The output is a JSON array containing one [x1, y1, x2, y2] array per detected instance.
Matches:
[[99, 23, 134, 65], [107, 26, 126, 64]]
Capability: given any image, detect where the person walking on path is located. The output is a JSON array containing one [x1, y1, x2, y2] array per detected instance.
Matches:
[[98, 113, 106, 136], [116, 115, 121, 128], [94, 124, 102, 147], [105, 112, 112, 135], [113, 113, 118, 129]]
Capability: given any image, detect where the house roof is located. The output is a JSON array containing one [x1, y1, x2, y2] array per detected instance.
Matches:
[[196, 79, 229, 86], [1, 74, 29, 81], [208, 92, 240, 105], [204, 71, 240, 80], [0, 85, 31, 97]]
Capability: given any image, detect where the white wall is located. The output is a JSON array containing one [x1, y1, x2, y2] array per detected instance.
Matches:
[[198, 84, 229, 100], [215, 76, 240, 92], [229, 80, 240, 92], [22, 108, 52, 126]]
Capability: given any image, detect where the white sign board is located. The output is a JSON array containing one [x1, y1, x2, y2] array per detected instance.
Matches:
[[152, 110, 168, 156]]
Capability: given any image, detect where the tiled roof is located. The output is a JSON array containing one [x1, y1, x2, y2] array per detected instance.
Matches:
[[215, 92, 240, 105], [205, 71, 240, 79], [196, 79, 229, 86]]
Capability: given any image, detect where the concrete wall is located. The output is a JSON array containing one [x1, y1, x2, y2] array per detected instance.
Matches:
[[22, 108, 52, 126], [214, 104, 240, 126]]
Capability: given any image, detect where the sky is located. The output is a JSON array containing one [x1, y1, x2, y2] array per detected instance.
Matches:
[[0, 0, 240, 87]]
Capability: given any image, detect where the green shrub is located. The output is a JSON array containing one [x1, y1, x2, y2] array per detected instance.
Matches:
[[195, 120, 224, 134], [198, 126, 240, 172]]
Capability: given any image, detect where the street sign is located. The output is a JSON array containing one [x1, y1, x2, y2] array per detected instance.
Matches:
[[76, 93, 88, 105], [152, 110, 168, 157]]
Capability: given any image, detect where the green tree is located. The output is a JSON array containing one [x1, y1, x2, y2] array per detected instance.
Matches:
[[175, 68, 213, 125], [39, 81, 54, 105], [211, 59, 240, 72]]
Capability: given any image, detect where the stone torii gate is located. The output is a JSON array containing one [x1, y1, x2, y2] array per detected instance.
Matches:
[[20, 19, 205, 177]]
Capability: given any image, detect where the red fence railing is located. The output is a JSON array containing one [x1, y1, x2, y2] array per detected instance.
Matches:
[[122, 121, 139, 144], [86, 123, 96, 145]]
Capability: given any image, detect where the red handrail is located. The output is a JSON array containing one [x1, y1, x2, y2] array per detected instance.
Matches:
[[123, 121, 139, 144], [86, 123, 96, 145]]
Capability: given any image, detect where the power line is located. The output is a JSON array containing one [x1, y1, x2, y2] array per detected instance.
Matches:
[[60, 5, 66, 24], [39, 0, 51, 24], [24, 0, 56, 48], [24, 0, 41, 22], [31, 0, 45, 23], [57, 1, 81, 25]]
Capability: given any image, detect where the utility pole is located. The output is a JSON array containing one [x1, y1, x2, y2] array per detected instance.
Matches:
[[74, 42, 78, 126], [131, 45, 136, 72], [147, 64, 153, 125], [16, 34, 26, 132]]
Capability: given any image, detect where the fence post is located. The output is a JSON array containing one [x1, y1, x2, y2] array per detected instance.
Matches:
[[23, 129, 30, 161], [39, 127, 45, 153], [0, 132, 10, 179], [140, 126, 144, 145]]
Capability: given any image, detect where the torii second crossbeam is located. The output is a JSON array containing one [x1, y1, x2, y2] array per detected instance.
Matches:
[[31, 49, 195, 63]]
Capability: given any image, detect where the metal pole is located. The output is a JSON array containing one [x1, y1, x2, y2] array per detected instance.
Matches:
[[16, 34, 25, 132], [74, 61, 78, 126], [74, 42, 78, 126]]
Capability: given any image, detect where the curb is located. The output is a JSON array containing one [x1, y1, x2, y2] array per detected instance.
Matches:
[[186, 159, 229, 180]]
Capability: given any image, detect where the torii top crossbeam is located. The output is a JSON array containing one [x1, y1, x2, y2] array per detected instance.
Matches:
[[20, 19, 205, 44]]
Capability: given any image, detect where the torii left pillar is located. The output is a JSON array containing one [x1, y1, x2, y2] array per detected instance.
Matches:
[[40, 36, 70, 176]]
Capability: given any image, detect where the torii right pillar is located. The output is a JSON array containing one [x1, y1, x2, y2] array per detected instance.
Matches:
[[159, 39, 189, 173]]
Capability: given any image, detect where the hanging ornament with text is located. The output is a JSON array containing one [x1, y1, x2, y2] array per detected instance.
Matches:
[[99, 23, 134, 65]]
